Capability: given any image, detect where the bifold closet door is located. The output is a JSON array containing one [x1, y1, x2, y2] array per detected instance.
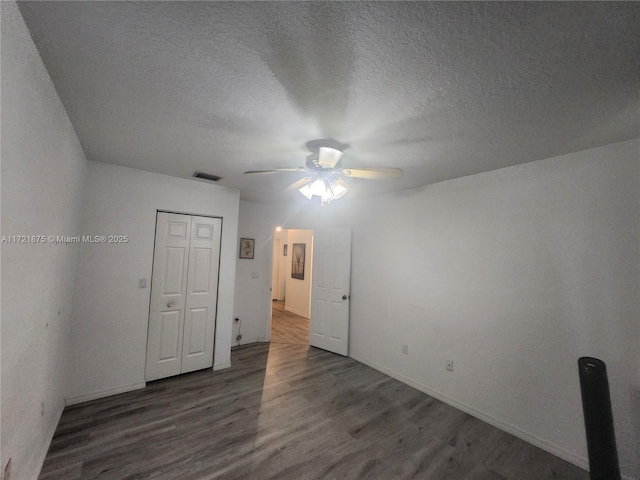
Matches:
[[145, 212, 221, 382], [181, 215, 221, 373]]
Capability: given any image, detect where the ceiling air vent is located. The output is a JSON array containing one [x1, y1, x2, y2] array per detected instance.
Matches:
[[193, 171, 223, 182]]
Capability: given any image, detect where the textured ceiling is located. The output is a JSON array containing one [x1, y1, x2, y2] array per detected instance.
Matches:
[[17, 1, 640, 203]]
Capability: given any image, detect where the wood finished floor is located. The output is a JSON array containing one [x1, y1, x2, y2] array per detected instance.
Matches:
[[39, 343, 588, 480], [270, 300, 309, 346]]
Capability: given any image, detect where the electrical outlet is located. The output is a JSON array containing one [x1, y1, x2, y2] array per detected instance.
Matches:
[[236, 334, 243, 342], [446, 360, 454, 372], [40, 401, 46, 417], [402, 344, 409, 355], [139, 278, 147, 289]]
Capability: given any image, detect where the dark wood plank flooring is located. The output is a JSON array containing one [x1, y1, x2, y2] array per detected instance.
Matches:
[[39, 343, 588, 479], [270, 300, 309, 346]]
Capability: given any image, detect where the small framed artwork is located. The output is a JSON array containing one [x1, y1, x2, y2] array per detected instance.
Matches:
[[291, 243, 305, 280], [239, 238, 255, 259], [283, 244, 288, 256]]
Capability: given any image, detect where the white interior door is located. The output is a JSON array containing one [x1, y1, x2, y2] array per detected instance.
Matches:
[[309, 227, 352, 356], [146, 213, 191, 381], [181, 216, 221, 374], [146, 212, 221, 381]]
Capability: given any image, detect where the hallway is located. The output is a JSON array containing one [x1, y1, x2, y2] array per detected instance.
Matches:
[[270, 300, 309, 346]]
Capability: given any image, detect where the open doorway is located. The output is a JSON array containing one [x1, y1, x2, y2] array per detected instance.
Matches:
[[270, 228, 312, 346]]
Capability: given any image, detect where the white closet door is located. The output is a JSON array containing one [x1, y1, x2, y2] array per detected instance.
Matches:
[[145, 213, 191, 381], [146, 213, 222, 381], [181, 216, 221, 373]]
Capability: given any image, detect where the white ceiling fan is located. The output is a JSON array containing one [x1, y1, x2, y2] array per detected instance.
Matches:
[[244, 139, 404, 205]]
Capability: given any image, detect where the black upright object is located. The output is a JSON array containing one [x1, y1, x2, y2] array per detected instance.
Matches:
[[578, 357, 621, 480]]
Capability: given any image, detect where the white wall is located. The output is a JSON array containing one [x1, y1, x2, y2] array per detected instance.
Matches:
[[236, 139, 639, 479], [67, 161, 239, 403], [279, 232, 289, 301], [232, 200, 274, 345], [272, 237, 280, 300], [284, 229, 313, 319], [1, 3, 87, 478], [273, 229, 288, 301], [344, 139, 639, 478]]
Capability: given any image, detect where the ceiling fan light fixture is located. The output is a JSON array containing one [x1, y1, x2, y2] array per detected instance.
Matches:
[[298, 176, 348, 205], [318, 146, 344, 168], [298, 182, 314, 200], [298, 177, 327, 199], [309, 178, 327, 196], [320, 179, 347, 203], [327, 179, 347, 200], [246, 138, 401, 204]]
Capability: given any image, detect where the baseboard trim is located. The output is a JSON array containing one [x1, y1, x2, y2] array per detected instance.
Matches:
[[349, 353, 590, 473], [283, 305, 309, 319], [213, 361, 231, 371], [65, 382, 146, 406]]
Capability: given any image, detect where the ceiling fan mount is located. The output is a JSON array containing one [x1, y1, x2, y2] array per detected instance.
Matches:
[[244, 139, 404, 205]]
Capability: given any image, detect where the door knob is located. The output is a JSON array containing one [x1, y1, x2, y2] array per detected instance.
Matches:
[[167, 302, 174, 308], [342, 295, 349, 300]]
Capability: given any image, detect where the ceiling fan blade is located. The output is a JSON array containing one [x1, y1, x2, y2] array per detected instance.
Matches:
[[335, 176, 349, 189], [286, 176, 314, 192], [339, 167, 404, 179], [244, 168, 304, 175]]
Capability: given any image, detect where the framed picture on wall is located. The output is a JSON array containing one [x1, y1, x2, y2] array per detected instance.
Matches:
[[239, 238, 255, 259], [291, 243, 305, 280], [283, 244, 288, 256]]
